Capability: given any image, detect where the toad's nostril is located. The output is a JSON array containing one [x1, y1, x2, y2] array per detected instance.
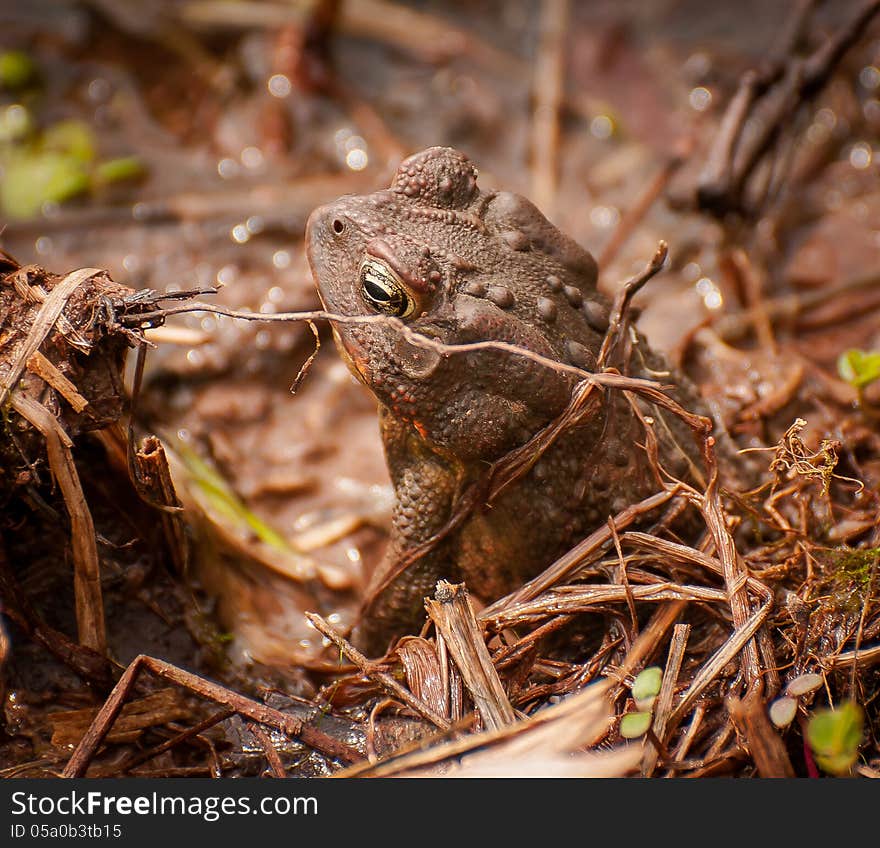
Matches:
[[332, 218, 345, 234]]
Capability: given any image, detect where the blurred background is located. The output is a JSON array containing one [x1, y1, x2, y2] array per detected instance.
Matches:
[[1, 0, 879, 671]]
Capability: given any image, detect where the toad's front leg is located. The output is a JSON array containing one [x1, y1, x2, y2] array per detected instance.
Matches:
[[352, 410, 464, 656]]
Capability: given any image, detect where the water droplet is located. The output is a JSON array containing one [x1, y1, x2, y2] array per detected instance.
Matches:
[[267, 73, 292, 98], [231, 224, 249, 244], [272, 250, 291, 269], [860, 66, 880, 90], [345, 148, 368, 171], [689, 86, 712, 111], [849, 141, 872, 170], [696, 277, 723, 309], [217, 157, 238, 179], [704, 289, 723, 310], [590, 114, 614, 139]]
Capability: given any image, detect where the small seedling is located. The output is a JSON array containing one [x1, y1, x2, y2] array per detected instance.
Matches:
[[806, 701, 863, 776], [631, 665, 662, 711], [620, 711, 653, 739], [837, 349, 880, 390], [838, 349, 880, 412], [620, 666, 664, 738]]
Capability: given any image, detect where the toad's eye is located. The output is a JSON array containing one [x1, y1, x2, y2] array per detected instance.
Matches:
[[359, 259, 416, 318]]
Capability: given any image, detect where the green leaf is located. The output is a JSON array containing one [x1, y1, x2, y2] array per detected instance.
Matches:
[[620, 711, 652, 739], [631, 666, 663, 702], [837, 349, 880, 389], [0, 50, 37, 90], [176, 443, 293, 552], [0, 151, 89, 220], [94, 155, 146, 185], [807, 701, 863, 776], [41, 119, 96, 164]]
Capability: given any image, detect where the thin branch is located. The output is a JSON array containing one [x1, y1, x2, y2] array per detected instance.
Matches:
[[62, 654, 360, 776], [530, 0, 569, 216], [642, 623, 690, 776], [598, 241, 668, 369]]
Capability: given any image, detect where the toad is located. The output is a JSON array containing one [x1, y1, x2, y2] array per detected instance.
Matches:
[[306, 147, 704, 656]]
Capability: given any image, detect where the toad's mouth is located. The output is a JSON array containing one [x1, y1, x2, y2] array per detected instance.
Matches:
[[331, 327, 369, 383]]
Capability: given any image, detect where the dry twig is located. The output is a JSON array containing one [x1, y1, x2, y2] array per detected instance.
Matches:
[[61, 654, 360, 776], [425, 581, 516, 731]]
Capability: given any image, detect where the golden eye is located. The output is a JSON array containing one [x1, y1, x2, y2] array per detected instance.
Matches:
[[359, 259, 415, 318]]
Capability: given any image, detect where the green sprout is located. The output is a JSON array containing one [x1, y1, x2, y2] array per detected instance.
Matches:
[[620, 666, 664, 739], [631, 666, 663, 710], [177, 443, 292, 552], [620, 711, 653, 739], [838, 349, 880, 411], [806, 701, 863, 776]]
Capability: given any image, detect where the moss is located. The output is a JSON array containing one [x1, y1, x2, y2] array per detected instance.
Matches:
[[825, 546, 880, 589], [814, 547, 880, 616]]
